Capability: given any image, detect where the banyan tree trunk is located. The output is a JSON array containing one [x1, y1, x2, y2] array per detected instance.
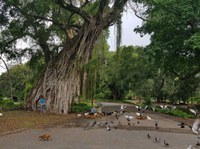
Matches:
[[27, 22, 103, 114]]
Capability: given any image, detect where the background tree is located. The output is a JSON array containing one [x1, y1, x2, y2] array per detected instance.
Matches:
[[0, 64, 33, 101], [134, 0, 200, 103]]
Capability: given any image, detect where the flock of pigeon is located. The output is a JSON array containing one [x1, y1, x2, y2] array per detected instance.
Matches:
[[76, 103, 200, 148]]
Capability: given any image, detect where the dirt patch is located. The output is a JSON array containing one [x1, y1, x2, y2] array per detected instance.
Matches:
[[0, 110, 76, 134]]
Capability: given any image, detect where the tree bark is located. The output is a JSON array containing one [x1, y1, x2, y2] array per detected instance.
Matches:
[[27, 22, 104, 113]]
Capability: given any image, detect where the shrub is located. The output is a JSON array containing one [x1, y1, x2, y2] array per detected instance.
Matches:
[[71, 103, 92, 113]]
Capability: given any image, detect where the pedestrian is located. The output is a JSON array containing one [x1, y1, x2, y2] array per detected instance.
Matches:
[[39, 95, 46, 114]]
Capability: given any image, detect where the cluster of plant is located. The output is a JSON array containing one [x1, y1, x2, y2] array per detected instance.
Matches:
[[0, 98, 24, 109], [71, 102, 93, 113]]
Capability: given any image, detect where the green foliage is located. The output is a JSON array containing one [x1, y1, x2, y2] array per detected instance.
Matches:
[[0, 98, 23, 109], [0, 64, 33, 100], [71, 102, 92, 113], [143, 97, 152, 106], [188, 97, 200, 104], [134, 0, 200, 103]]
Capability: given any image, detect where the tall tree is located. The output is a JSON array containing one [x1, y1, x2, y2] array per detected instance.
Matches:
[[134, 0, 200, 80], [134, 0, 200, 102], [2, 0, 128, 113]]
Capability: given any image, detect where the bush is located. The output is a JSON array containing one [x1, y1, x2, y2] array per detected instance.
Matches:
[[0, 98, 24, 109], [71, 103, 92, 113], [0, 99, 15, 108]]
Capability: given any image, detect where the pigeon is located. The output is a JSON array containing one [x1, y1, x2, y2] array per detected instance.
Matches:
[[189, 108, 198, 115], [155, 120, 159, 129], [146, 115, 152, 121], [84, 112, 89, 116], [135, 105, 142, 111], [196, 141, 200, 147], [124, 115, 134, 122], [192, 118, 200, 134], [187, 145, 193, 149], [152, 107, 155, 111], [160, 105, 164, 109], [0, 113, 3, 117], [120, 105, 127, 114], [147, 133, 151, 139], [178, 122, 187, 128], [155, 137, 161, 143], [86, 120, 97, 129], [105, 124, 111, 131], [164, 140, 169, 147], [136, 112, 142, 117], [77, 113, 82, 118], [112, 111, 120, 120], [144, 105, 148, 109]]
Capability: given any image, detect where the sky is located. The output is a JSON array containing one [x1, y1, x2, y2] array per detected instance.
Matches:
[[107, 10, 150, 51], [0, 11, 150, 75]]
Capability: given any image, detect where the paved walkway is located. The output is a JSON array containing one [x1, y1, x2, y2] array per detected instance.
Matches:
[[0, 127, 198, 149]]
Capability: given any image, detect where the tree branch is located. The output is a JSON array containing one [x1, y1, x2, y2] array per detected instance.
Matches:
[[54, 0, 91, 22], [128, 2, 147, 21], [102, 0, 128, 27], [171, 68, 200, 81]]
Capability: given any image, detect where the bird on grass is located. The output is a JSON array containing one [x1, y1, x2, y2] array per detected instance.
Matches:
[[39, 134, 51, 141], [189, 108, 198, 116]]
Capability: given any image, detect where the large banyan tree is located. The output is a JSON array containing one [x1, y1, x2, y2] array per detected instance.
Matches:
[[1, 0, 129, 113]]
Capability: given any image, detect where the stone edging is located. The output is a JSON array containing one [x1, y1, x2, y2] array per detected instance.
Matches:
[[0, 128, 26, 136]]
